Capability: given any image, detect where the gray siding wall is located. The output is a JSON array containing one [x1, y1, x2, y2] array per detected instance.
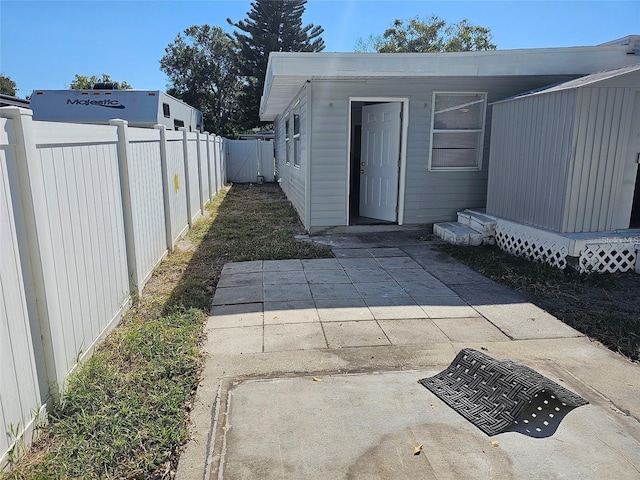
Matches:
[[564, 86, 635, 232], [307, 76, 576, 228], [274, 85, 308, 227], [487, 90, 577, 231], [488, 82, 636, 233]]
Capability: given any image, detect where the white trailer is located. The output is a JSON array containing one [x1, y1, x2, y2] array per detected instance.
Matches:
[[29, 88, 204, 132]]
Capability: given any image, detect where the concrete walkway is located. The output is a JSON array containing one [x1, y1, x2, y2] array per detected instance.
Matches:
[[177, 233, 640, 479]]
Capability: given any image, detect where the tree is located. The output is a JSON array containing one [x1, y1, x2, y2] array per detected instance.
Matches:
[[160, 25, 241, 136], [70, 74, 132, 90], [228, 0, 325, 130], [0, 74, 17, 96], [355, 16, 496, 53]]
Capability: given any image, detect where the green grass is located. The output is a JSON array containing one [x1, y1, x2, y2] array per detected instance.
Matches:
[[4, 184, 332, 479], [441, 243, 640, 361]]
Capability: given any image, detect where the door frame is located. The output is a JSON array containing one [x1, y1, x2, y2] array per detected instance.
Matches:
[[347, 97, 409, 225]]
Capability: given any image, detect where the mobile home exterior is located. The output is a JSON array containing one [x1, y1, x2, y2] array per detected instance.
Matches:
[[260, 38, 640, 233], [30, 89, 204, 132]]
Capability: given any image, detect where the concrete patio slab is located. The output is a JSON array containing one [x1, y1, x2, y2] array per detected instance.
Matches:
[[208, 303, 263, 328], [264, 300, 319, 324], [263, 283, 312, 302], [322, 320, 390, 348], [221, 260, 263, 274], [344, 268, 394, 283], [315, 298, 375, 322], [212, 284, 263, 305], [364, 296, 426, 320], [417, 296, 482, 319], [432, 316, 512, 342], [477, 303, 585, 340], [263, 269, 307, 285], [375, 256, 423, 269], [353, 280, 410, 299], [368, 247, 406, 257], [309, 282, 361, 300], [202, 325, 263, 355], [336, 257, 380, 269], [302, 258, 343, 270], [304, 268, 351, 284], [378, 319, 450, 344], [262, 259, 303, 272], [332, 248, 373, 258], [219, 372, 640, 480], [264, 323, 327, 352], [215, 271, 263, 288]]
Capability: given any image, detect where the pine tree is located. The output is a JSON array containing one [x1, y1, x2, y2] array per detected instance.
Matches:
[[228, 0, 325, 129]]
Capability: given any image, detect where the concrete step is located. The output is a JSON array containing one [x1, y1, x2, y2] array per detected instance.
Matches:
[[434, 222, 485, 246], [457, 210, 497, 236]]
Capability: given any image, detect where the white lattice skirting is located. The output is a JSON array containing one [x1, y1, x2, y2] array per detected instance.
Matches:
[[495, 225, 569, 269], [579, 243, 637, 273], [495, 221, 639, 273]]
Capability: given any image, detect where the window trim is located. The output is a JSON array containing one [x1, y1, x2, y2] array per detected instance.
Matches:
[[284, 112, 291, 165], [428, 91, 487, 171], [293, 108, 301, 168]]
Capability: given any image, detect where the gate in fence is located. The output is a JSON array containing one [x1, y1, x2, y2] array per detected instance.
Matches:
[[225, 139, 274, 183]]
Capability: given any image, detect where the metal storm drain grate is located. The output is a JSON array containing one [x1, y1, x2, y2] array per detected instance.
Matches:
[[419, 349, 588, 437]]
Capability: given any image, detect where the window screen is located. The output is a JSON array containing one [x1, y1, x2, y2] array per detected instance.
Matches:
[[293, 113, 301, 167], [285, 116, 290, 164]]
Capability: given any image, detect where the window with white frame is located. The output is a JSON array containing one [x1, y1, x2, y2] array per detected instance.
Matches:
[[429, 92, 487, 170], [293, 110, 301, 167], [285, 115, 290, 164]]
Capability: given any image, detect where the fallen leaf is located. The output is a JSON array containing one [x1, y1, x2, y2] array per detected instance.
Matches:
[[413, 444, 423, 455], [312, 377, 323, 382], [491, 441, 500, 448]]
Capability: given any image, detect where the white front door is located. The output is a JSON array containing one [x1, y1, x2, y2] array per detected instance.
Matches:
[[359, 102, 402, 222]]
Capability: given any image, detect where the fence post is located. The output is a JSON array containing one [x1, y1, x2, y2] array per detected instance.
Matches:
[[180, 127, 193, 226], [155, 124, 174, 252], [110, 119, 140, 297], [1, 107, 65, 401]]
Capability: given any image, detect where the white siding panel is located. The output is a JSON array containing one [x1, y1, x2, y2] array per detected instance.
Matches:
[[565, 87, 632, 232], [0, 123, 42, 461], [273, 85, 308, 227], [128, 133, 167, 289], [487, 90, 575, 231]]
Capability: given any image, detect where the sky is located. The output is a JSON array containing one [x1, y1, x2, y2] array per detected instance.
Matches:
[[1, 0, 638, 98]]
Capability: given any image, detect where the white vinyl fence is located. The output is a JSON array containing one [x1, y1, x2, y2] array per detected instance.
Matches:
[[226, 139, 274, 183], [0, 107, 227, 466]]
